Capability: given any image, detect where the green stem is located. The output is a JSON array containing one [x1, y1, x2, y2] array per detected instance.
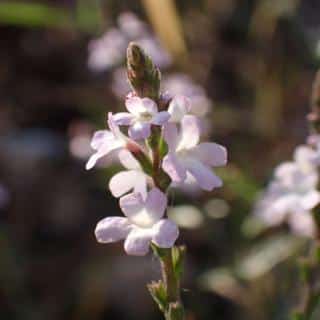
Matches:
[[159, 248, 184, 320]]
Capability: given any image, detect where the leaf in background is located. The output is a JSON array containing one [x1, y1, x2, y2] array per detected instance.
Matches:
[[216, 165, 260, 204], [0, 1, 73, 28], [76, 0, 104, 33]]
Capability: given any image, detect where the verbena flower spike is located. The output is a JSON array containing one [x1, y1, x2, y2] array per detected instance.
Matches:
[[86, 42, 227, 319]]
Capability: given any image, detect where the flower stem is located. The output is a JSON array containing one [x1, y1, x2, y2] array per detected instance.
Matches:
[[159, 248, 185, 320]]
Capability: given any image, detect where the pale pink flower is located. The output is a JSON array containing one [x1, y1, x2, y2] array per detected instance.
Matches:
[[162, 115, 227, 191], [254, 160, 320, 237], [167, 95, 191, 123], [86, 113, 138, 170], [95, 188, 179, 256], [109, 149, 149, 198], [113, 96, 170, 140]]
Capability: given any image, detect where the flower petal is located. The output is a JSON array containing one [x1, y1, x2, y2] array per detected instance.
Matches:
[[124, 227, 152, 256], [168, 95, 191, 122], [125, 97, 143, 116], [109, 170, 140, 197], [145, 188, 167, 222], [300, 190, 320, 210], [129, 122, 151, 140], [162, 153, 187, 182], [152, 219, 179, 248], [190, 142, 227, 167], [152, 111, 170, 125], [95, 217, 131, 243], [163, 123, 179, 151], [289, 211, 316, 238], [186, 160, 222, 191], [177, 115, 201, 150], [126, 97, 157, 116], [108, 112, 127, 141], [119, 192, 144, 218], [141, 97, 158, 114], [113, 112, 135, 125], [90, 130, 112, 150], [118, 149, 141, 169]]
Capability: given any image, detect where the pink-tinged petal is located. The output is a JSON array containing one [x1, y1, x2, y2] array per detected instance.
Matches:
[[186, 160, 222, 191], [109, 170, 139, 197], [178, 115, 201, 150], [141, 97, 158, 114], [119, 192, 144, 218], [145, 188, 167, 222], [162, 153, 187, 182], [163, 123, 179, 151], [133, 172, 148, 200], [124, 227, 153, 256], [168, 95, 191, 122], [300, 190, 320, 210], [90, 130, 112, 150], [95, 217, 131, 243], [120, 190, 164, 228], [118, 149, 140, 170], [152, 111, 170, 125], [113, 112, 135, 125], [289, 211, 316, 238], [129, 122, 151, 140], [108, 112, 126, 141], [125, 96, 143, 116], [191, 143, 227, 167], [152, 219, 179, 248], [86, 137, 125, 170]]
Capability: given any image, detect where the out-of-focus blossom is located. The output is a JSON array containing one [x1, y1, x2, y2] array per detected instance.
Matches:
[[162, 115, 227, 191], [86, 113, 138, 170], [135, 37, 171, 69], [162, 74, 212, 117], [114, 96, 170, 140], [109, 150, 149, 198], [117, 12, 147, 39], [88, 28, 127, 72], [88, 12, 171, 73], [168, 95, 191, 123], [254, 155, 320, 237], [68, 121, 93, 160], [95, 188, 179, 256]]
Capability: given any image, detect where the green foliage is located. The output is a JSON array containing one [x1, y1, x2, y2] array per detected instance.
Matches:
[[172, 246, 186, 280], [0, 1, 73, 28], [148, 281, 168, 312]]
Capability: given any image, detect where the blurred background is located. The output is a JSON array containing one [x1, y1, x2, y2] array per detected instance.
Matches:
[[1, 0, 319, 319]]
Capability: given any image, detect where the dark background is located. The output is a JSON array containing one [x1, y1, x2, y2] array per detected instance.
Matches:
[[0, 1, 319, 319]]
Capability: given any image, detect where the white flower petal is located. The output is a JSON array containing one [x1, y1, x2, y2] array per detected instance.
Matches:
[[177, 115, 201, 150], [124, 227, 153, 256], [186, 160, 222, 191], [109, 170, 140, 198], [162, 153, 187, 183], [118, 149, 141, 170], [90, 130, 112, 150], [300, 190, 320, 210], [145, 188, 167, 222], [95, 217, 131, 243], [141, 97, 158, 114], [163, 123, 179, 151], [289, 211, 316, 238], [152, 111, 170, 125], [125, 97, 144, 116], [190, 142, 227, 167], [168, 95, 191, 122], [128, 122, 151, 140], [113, 112, 135, 125], [152, 219, 179, 248]]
